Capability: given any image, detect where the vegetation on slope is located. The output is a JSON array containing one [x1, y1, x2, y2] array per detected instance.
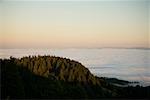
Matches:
[[1, 56, 150, 99]]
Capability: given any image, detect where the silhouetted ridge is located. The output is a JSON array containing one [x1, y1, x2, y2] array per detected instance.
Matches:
[[1, 56, 150, 99]]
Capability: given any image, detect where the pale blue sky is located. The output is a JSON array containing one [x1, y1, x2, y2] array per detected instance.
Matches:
[[0, 0, 149, 48]]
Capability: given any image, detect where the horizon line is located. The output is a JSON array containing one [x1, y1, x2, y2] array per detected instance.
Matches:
[[0, 47, 149, 49]]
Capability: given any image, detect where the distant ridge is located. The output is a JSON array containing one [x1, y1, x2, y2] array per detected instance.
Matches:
[[96, 47, 150, 50], [0, 47, 149, 50]]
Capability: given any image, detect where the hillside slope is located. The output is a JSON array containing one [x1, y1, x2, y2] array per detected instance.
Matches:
[[1, 56, 149, 99]]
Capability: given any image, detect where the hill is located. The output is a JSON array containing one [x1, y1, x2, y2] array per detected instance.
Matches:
[[1, 55, 150, 99]]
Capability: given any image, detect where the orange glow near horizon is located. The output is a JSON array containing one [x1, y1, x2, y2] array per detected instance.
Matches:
[[0, 0, 149, 48]]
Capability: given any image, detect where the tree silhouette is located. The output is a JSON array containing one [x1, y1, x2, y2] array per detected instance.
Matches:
[[1, 55, 150, 99]]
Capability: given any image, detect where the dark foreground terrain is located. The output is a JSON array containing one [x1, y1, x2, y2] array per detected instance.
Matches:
[[1, 56, 150, 99]]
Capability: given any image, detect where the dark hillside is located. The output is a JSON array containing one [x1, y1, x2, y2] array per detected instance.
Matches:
[[1, 56, 149, 99]]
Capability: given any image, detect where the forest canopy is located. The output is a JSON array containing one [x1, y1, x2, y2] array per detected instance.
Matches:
[[1, 55, 150, 99]]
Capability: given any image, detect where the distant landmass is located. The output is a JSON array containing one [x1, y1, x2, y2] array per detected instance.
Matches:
[[1, 55, 150, 99], [96, 47, 150, 50]]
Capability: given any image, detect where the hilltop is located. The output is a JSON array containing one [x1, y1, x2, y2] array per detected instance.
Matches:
[[1, 56, 149, 99]]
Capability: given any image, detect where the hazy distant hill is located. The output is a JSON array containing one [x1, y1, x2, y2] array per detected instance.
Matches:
[[1, 56, 149, 99]]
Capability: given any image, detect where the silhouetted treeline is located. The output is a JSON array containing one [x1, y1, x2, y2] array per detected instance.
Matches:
[[1, 55, 150, 99]]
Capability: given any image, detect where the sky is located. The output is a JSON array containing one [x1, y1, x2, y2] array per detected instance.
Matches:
[[0, 0, 149, 48]]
